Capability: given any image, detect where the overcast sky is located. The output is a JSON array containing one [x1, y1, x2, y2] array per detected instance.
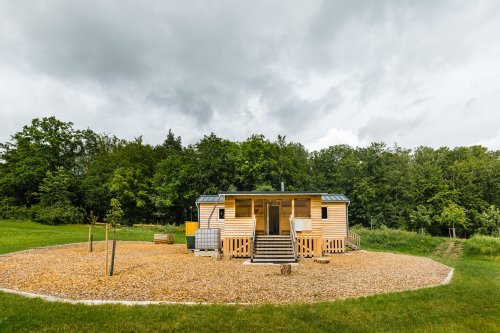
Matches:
[[1, 0, 499, 151]]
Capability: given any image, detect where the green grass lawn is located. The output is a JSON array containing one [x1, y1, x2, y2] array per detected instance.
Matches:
[[0, 220, 186, 254], [1, 221, 499, 332]]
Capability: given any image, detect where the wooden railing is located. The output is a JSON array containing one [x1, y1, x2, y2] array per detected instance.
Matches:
[[323, 238, 345, 254], [289, 216, 298, 260], [297, 237, 322, 257], [250, 215, 256, 262], [347, 231, 361, 249], [297, 237, 346, 257], [223, 237, 252, 258]]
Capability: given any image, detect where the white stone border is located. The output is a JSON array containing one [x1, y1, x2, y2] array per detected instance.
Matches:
[[0, 288, 248, 306], [442, 268, 455, 285]]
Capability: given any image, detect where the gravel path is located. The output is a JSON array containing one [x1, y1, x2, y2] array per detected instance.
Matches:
[[0, 242, 452, 304]]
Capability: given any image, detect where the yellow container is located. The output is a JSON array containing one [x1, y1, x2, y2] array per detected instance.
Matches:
[[185, 221, 198, 236]]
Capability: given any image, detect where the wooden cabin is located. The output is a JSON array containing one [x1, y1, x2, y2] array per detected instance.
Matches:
[[195, 191, 360, 263]]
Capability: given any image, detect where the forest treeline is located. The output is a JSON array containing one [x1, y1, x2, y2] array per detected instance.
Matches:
[[1, 117, 499, 237]]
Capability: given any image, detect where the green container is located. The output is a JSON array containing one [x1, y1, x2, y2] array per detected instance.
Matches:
[[186, 236, 196, 250]]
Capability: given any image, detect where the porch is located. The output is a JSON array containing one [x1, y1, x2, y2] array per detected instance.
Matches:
[[222, 232, 360, 261]]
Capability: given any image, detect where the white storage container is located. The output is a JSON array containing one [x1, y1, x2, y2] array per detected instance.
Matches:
[[195, 228, 221, 250]]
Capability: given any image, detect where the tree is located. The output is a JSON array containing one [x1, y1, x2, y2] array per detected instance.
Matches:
[[106, 198, 123, 276], [106, 198, 124, 229], [0, 117, 88, 206], [477, 205, 500, 236], [31, 169, 83, 225], [37, 169, 75, 206], [409, 205, 432, 234], [438, 203, 467, 238]]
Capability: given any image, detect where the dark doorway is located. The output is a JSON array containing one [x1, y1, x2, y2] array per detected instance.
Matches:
[[268, 205, 280, 235]]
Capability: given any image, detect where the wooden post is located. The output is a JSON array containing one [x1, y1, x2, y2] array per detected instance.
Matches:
[[88, 224, 93, 252], [317, 238, 323, 257], [105, 223, 109, 276], [280, 264, 291, 275]]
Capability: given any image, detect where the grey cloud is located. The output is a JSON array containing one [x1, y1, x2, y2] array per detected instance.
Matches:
[[0, 0, 499, 149], [359, 115, 425, 141]]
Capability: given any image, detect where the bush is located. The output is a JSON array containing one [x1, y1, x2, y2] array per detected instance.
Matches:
[[0, 205, 33, 220], [31, 204, 85, 225], [463, 235, 500, 257], [351, 225, 444, 255]]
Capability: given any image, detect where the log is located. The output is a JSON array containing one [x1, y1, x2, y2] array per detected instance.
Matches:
[[280, 264, 292, 275], [212, 252, 223, 261], [314, 257, 330, 264]]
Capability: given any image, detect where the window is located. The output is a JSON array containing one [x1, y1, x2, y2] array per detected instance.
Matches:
[[235, 199, 252, 217], [218, 208, 225, 220], [281, 199, 292, 217], [294, 198, 311, 218], [254, 199, 264, 217], [321, 207, 328, 219]]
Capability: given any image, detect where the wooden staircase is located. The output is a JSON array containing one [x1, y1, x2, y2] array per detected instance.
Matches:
[[346, 231, 361, 251], [252, 235, 296, 263]]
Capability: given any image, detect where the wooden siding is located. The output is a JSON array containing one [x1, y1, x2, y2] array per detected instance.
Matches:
[[295, 196, 322, 237], [222, 196, 253, 239], [321, 202, 348, 238], [199, 203, 224, 233], [256, 215, 265, 234]]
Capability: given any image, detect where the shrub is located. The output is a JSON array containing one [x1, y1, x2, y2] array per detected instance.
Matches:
[[463, 235, 500, 256], [164, 223, 176, 234], [351, 225, 444, 255], [31, 204, 85, 225]]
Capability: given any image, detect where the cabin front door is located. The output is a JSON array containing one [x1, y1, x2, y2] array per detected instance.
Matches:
[[268, 205, 280, 235]]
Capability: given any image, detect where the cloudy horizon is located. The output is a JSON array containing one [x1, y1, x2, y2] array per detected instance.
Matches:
[[1, 0, 499, 151]]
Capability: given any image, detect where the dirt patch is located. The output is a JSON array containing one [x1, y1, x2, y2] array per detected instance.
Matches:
[[0, 242, 452, 304], [434, 240, 464, 259]]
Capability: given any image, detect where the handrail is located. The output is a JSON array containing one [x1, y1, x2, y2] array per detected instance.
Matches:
[[347, 231, 361, 249], [289, 215, 297, 261], [250, 215, 256, 262]]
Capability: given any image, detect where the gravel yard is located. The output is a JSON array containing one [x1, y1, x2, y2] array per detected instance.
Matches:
[[0, 242, 452, 304]]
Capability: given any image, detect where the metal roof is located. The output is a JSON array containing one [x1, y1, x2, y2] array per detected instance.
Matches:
[[196, 192, 349, 203], [195, 195, 225, 204], [321, 194, 350, 202], [220, 191, 327, 195]]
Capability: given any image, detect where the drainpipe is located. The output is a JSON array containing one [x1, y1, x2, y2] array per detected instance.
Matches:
[[196, 202, 200, 228], [346, 202, 350, 232], [207, 194, 224, 229]]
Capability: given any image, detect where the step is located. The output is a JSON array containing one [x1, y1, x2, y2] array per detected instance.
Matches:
[[255, 250, 294, 254], [255, 241, 292, 246], [255, 245, 292, 248], [255, 237, 292, 242], [252, 258, 297, 263], [254, 254, 296, 258], [257, 235, 290, 238], [255, 240, 292, 244]]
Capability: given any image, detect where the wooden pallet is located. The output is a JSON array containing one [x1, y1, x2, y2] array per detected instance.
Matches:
[[153, 234, 174, 244]]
